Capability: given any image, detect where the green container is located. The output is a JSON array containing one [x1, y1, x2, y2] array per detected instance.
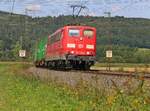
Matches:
[[35, 37, 47, 62]]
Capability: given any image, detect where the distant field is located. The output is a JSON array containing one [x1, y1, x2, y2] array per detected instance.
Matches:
[[93, 63, 150, 73], [139, 48, 150, 51], [94, 63, 150, 67], [0, 63, 150, 111]]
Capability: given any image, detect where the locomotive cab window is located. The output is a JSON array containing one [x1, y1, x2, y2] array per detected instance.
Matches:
[[49, 32, 62, 44], [69, 29, 80, 37], [83, 29, 94, 38]]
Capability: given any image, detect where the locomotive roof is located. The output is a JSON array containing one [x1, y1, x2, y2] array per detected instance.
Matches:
[[64, 25, 95, 28], [49, 25, 96, 37]]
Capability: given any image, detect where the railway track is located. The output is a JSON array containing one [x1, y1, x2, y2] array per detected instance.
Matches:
[[33, 66, 150, 80], [66, 70, 150, 80]]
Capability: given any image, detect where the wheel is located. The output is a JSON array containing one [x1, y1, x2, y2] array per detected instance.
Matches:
[[35, 61, 40, 67], [84, 64, 90, 70]]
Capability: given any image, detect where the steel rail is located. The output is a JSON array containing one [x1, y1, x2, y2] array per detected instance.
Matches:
[[35, 67, 150, 80], [67, 70, 150, 80]]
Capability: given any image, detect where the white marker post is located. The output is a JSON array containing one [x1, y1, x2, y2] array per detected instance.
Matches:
[[106, 50, 112, 58], [106, 50, 112, 71], [19, 50, 26, 68], [19, 50, 26, 58]]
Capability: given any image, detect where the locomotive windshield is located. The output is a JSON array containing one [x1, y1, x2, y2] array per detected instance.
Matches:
[[69, 29, 80, 37], [83, 29, 94, 38]]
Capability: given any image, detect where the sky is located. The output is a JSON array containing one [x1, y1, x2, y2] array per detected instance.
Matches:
[[0, 0, 150, 18]]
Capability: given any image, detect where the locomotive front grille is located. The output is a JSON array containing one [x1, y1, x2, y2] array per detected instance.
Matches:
[[67, 55, 95, 61]]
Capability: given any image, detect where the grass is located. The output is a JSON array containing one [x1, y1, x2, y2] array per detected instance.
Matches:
[[0, 64, 80, 111], [0, 75, 80, 111], [0, 62, 150, 111]]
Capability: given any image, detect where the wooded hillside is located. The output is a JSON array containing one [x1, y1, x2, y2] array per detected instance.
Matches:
[[0, 11, 150, 63]]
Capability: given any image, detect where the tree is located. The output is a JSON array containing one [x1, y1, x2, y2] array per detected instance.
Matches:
[[11, 41, 22, 60]]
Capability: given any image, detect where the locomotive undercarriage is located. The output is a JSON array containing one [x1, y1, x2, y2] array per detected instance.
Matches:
[[67, 55, 95, 70], [36, 55, 95, 70], [42, 60, 94, 70], [44, 60, 94, 70]]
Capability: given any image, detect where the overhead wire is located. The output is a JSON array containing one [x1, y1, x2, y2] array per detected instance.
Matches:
[[1, 0, 150, 17]]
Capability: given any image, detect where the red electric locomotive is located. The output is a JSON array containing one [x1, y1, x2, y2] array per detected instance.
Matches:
[[36, 25, 96, 70]]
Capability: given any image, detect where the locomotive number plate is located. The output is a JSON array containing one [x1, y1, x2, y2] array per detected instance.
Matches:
[[78, 44, 83, 48]]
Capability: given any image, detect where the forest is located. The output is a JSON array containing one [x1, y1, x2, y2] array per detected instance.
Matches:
[[0, 11, 150, 63]]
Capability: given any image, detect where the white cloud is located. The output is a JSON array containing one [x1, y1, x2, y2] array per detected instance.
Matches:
[[26, 4, 41, 11], [111, 4, 121, 12]]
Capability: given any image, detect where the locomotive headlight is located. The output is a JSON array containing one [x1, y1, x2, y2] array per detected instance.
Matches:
[[67, 43, 75, 48], [86, 51, 90, 55], [70, 51, 74, 54], [86, 45, 94, 49]]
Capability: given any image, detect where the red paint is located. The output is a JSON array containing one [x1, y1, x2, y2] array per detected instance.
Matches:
[[46, 25, 96, 59]]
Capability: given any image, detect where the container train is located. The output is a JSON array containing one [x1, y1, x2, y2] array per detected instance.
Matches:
[[34, 25, 96, 70]]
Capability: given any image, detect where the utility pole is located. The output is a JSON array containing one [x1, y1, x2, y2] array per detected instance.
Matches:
[[104, 12, 112, 50], [104, 12, 112, 71], [18, 8, 30, 59], [25, 8, 29, 41], [24, 8, 34, 47], [6, 0, 16, 56], [104, 12, 111, 18], [11, 0, 15, 15], [23, 8, 37, 59]]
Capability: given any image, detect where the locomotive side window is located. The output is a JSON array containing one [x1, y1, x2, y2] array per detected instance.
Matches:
[[69, 29, 80, 37], [55, 33, 61, 41], [84, 30, 94, 38], [50, 32, 61, 44]]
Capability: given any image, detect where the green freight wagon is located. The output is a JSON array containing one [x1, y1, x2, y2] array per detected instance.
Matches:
[[34, 37, 47, 67]]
